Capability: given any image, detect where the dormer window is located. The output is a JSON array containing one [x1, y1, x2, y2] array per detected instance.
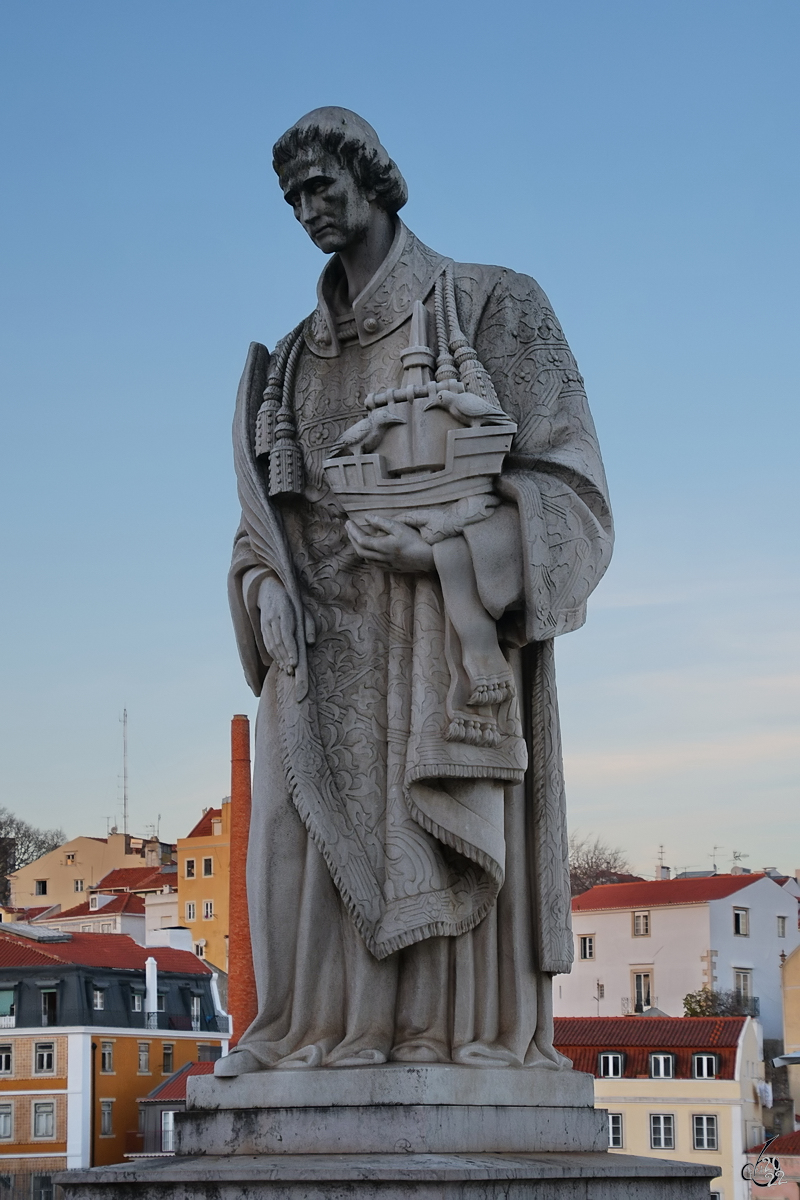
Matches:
[[693, 1053, 717, 1079], [211, 819, 222, 837], [650, 1053, 674, 1078], [598, 1052, 624, 1078], [89, 896, 99, 910]]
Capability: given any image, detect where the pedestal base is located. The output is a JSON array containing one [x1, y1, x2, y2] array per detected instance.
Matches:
[[56, 1151, 720, 1199]]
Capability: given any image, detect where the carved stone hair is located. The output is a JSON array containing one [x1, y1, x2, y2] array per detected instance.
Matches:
[[273, 107, 408, 215]]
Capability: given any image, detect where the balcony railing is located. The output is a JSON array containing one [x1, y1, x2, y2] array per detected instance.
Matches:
[[0, 1015, 15, 1028], [621, 996, 659, 1015]]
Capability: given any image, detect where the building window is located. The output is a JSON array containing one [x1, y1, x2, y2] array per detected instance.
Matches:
[[35, 880, 48, 896], [65, 853, 75, 864], [32, 1101, 55, 1139], [0, 990, 14, 1029], [161, 1109, 175, 1152], [74, 879, 84, 893], [132, 992, 143, 1012], [733, 907, 749, 936], [100, 1100, 113, 1136], [198, 1044, 222, 1062], [633, 911, 650, 936], [633, 972, 652, 1011], [599, 1052, 623, 1078], [607, 1112, 623, 1148], [41, 989, 57, 1026], [138, 1043, 150, 1073], [100, 922, 112, 933], [194, 942, 205, 958], [778, 916, 786, 938], [93, 988, 105, 1011], [650, 1053, 673, 1079], [191, 995, 201, 1031], [202, 900, 214, 920], [693, 1114, 718, 1150], [100, 1041, 114, 1073], [81, 924, 92, 932], [202, 857, 213, 877], [185, 901, 196, 922], [31, 1176, 54, 1200], [0, 1044, 11, 1074], [579, 936, 595, 960], [693, 1054, 717, 1079], [162, 1043, 174, 1074], [34, 1042, 55, 1074], [0, 1104, 12, 1139], [157, 993, 166, 1013], [734, 969, 752, 1001], [185, 859, 195, 879], [650, 1113, 674, 1149]]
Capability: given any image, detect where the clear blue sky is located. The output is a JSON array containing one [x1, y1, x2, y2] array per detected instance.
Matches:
[[0, 1, 797, 877]]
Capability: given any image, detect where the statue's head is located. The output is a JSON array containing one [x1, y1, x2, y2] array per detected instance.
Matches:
[[273, 107, 407, 254]]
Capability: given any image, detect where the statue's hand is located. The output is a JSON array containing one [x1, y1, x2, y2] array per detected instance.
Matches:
[[258, 576, 298, 673], [346, 516, 434, 573]]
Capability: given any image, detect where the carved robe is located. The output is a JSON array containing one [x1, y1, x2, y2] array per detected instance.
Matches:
[[229, 221, 612, 1067]]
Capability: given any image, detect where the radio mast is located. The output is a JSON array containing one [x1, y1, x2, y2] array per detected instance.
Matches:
[[122, 708, 129, 837]]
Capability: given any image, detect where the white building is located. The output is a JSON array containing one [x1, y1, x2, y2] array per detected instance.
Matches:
[[555, 874, 800, 1038]]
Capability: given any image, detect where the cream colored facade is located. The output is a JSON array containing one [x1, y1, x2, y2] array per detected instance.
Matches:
[[596, 1018, 764, 1200], [5, 834, 150, 912], [177, 802, 230, 971], [782, 943, 800, 1127]]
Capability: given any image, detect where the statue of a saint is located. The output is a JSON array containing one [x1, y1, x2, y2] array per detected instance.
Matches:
[[217, 108, 612, 1075]]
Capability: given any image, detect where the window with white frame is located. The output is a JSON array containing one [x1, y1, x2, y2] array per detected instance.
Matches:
[[100, 1041, 114, 1073], [100, 1100, 113, 1136], [778, 916, 786, 938], [579, 935, 595, 960], [599, 1052, 623, 1078], [0, 1044, 12, 1074], [162, 1043, 174, 1074], [0, 1103, 12, 1139], [157, 993, 166, 1013], [100, 922, 112, 933], [74, 879, 84, 892], [131, 992, 143, 1012], [650, 1113, 674, 1149], [633, 911, 650, 936], [65, 853, 75, 864], [34, 1042, 54, 1074], [733, 907, 749, 936], [633, 971, 652, 1010], [138, 1042, 150, 1073], [32, 1101, 55, 1139], [81, 924, 92, 933], [607, 1112, 623, 1148], [161, 1109, 175, 1152], [185, 859, 195, 879], [693, 1054, 717, 1079], [693, 1114, 718, 1150], [650, 1053, 673, 1079], [93, 988, 105, 1011], [202, 857, 213, 877], [191, 995, 201, 1029], [185, 901, 196, 922], [734, 969, 752, 1000], [194, 941, 205, 958], [202, 900, 214, 920]]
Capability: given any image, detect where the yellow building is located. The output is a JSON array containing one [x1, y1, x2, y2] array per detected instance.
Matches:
[[5, 833, 169, 914], [555, 1015, 765, 1200], [781, 943, 800, 1128], [177, 803, 230, 971]]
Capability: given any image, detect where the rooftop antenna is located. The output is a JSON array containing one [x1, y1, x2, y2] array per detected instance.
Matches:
[[709, 845, 723, 873], [120, 708, 129, 837], [732, 850, 749, 864]]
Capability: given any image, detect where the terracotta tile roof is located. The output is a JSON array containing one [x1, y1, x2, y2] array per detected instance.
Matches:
[[142, 1061, 215, 1103], [185, 809, 222, 840], [0, 929, 210, 974], [49, 894, 146, 920], [572, 873, 767, 912], [93, 866, 171, 893], [749, 1132, 800, 1155], [553, 1016, 746, 1080], [0, 906, 53, 919]]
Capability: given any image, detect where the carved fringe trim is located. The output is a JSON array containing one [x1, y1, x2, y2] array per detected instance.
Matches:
[[403, 791, 504, 887], [405, 762, 524, 785]]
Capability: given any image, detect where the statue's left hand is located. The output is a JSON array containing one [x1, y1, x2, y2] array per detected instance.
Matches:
[[346, 516, 434, 573]]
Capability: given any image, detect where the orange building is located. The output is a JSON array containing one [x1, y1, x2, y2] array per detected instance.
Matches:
[[176, 803, 230, 971]]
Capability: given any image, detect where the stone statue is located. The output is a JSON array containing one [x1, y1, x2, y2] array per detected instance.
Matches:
[[217, 107, 613, 1076]]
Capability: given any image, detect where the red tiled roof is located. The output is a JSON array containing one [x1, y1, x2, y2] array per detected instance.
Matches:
[[50, 894, 146, 920], [185, 809, 222, 840], [553, 1016, 746, 1080], [749, 1132, 800, 1156], [143, 1061, 215, 1103], [93, 866, 169, 892], [572, 873, 767, 912], [0, 906, 53, 919], [0, 929, 209, 974]]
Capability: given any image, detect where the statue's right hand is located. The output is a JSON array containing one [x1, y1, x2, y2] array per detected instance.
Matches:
[[258, 576, 298, 674]]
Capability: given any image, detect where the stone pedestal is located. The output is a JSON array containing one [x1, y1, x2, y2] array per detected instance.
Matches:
[[57, 1066, 719, 1198]]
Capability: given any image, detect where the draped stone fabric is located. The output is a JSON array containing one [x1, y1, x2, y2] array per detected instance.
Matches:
[[228, 221, 613, 1067]]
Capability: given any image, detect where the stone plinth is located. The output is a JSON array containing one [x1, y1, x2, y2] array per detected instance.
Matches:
[[56, 1066, 720, 1198]]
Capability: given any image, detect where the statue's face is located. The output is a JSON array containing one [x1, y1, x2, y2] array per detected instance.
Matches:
[[279, 150, 375, 254]]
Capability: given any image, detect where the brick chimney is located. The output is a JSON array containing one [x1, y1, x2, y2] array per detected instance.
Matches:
[[227, 715, 257, 1044]]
